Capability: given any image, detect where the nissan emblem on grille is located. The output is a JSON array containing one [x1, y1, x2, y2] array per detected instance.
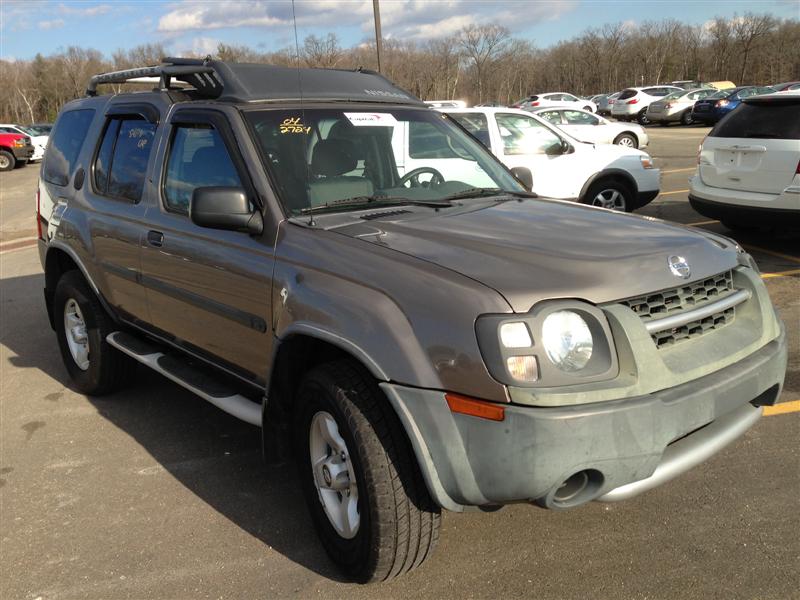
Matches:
[[668, 255, 691, 279]]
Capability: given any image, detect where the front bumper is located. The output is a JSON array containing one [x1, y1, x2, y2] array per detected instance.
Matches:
[[12, 146, 34, 161], [383, 326, 786, 512]]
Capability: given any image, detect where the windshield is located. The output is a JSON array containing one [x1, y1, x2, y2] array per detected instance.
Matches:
[[16, 125, 37, 136], [708, 90, 730, 99], [245, 108, 524, 216], [663, 91, 686, 101]]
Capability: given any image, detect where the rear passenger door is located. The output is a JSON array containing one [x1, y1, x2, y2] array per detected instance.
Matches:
[[82, 103, 160, 323], [140, 108, 274, 384]]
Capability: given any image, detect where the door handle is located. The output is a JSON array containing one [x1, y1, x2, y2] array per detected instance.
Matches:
[[147, 230, 164, 247]]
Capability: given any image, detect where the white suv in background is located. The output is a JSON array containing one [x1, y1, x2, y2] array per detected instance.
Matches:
[[440, 107, 660, 212], [514, 92, 597, 113], [689, 91, 800, 229], [611, 86, 683, 125]]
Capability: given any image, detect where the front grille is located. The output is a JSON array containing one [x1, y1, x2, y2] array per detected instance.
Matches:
[[621, 271, 736, 348]]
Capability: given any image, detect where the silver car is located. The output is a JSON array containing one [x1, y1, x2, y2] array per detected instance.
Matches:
[[647, 88, 716, 126]]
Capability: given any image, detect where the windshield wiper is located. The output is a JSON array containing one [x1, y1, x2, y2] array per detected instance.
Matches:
[[299, 195, 453, 215], [440, 187, 537, 201]]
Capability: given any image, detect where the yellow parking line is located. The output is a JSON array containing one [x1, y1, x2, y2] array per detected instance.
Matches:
[[764, 400, 800, 416], [761, 268, 800, 279], [744, 245, 800, 265], [686, 220, 719, 226], [658, 189, 690, 196], [662, 167, 696, 174]]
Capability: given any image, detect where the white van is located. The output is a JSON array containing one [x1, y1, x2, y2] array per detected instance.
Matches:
[[408, 107, 661, 212], [689, 91, 800, 229]]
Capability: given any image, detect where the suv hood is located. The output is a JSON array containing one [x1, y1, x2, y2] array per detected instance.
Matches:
[[331, 199, 739, 312]]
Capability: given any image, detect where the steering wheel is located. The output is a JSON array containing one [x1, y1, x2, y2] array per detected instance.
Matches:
[[398, 167, 445, 188]]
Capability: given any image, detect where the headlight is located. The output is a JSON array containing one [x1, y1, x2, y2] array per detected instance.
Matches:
[[541, 311, 593, 372], [640, 156, 654, 169], [475, 301, 618, 388]]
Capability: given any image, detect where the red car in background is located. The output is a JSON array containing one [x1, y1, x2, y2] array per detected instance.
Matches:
[[0, 131, 34, 171]]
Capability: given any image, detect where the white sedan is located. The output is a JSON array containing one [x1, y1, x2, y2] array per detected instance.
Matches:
[[513, 92, 597, 113], [530, 107, 649, 149]]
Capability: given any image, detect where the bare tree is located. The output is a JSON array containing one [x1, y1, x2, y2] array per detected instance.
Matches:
[[457, 24, 511, 103], [303, 33, 343, 68], [732, 13, 777, 82]]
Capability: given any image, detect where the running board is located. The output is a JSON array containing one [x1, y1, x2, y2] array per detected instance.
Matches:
[[107, 331, 262, 427]]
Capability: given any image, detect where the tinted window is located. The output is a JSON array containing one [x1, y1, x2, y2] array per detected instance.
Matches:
[[92, 118, 156, 202], [710, 102, 800, 140], [164, 126, 242, 214], [449, 113, 491, 148], [563, 110, 598, 125], [618, 89, 637, 100], [43, 109, 95, 186], [496, 113, 563, 155]]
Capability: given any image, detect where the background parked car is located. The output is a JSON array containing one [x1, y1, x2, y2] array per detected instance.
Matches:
[[646, 88, 716, 126], [705, 81, 737, 90], [691, 85, 775, 124], [531, 107, 648, 148], [611, 86, 683, 124], [0, 131, 34, 171], [597, 92, 621, 116], [689, 90, 800, 229], [512, 92, 597, 113], [771, 81, 800, 91], [443, 107, 660, 212], [27, 123, 53, 135], [0, 123, 48, 161]]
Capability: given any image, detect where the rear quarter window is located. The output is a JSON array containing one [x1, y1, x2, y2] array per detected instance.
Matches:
[[710, 102, 800, 139], [43, 109, 95, 186]]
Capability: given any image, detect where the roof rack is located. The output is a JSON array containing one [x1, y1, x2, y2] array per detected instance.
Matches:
[[86, 57, 223, 98]]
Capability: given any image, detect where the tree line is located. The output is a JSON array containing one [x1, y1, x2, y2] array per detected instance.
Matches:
[[1, 12, 797, 124]]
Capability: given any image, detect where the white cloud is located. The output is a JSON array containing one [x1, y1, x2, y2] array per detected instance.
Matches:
[[58, 3, 112, 17], [38, 18, 65, 30], [156, 0, 578, 39]]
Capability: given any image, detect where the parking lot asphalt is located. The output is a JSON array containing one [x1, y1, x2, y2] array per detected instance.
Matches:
[[1, 126, 798, 599]]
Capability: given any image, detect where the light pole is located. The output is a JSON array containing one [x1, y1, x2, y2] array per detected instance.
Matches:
[[373, 0, 383, 73]]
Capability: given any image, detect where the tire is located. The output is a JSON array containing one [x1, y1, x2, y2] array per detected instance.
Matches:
[[583, 105, 593, 112], [294, 360, 441, 582], [613, 133, 638, 149], [681, 110, 694, 126], [637, 109, 650, 125], [582, 179, 633, 212], [54, 270, 135, 395], [0, 150, 15, 171]]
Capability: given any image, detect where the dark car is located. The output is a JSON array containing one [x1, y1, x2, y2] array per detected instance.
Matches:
[[691, 86, 775, 124], [37, 58, 787, 582]]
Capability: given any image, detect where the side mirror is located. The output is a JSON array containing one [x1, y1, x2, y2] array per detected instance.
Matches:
[[190, 187, 263, 235], [510, 166, 533, 191]]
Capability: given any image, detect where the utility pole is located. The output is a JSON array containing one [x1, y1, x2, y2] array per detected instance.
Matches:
[[373, 0, 383, 73]]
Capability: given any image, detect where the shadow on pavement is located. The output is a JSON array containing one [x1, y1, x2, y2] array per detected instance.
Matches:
[[0, 271, 347, 582]]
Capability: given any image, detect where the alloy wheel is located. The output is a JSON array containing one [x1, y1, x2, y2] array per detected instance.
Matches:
[[592, 188, 626, 211], [63, 298, 90, 370], [309, 411, 360, 539]]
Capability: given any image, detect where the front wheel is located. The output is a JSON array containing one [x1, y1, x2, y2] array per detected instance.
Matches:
[[54, 271, 135, 395], [295, 360, 441, 582], [0, 150, 15, 171], [613, 133, 638, 149], [582, 179, 633, 212], [637, 109, 650, 125]]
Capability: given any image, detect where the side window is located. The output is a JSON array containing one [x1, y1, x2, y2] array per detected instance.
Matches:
[[409, 121, 460, 159], [539, 111, 563, 125], [562, 110, 598, 125], [163, 125, 243, 214], [43, 109, 95, 186], [562, 94, 578, 102], [449, 113, 491, 148], [92, 117, 156, 202], [496, 113, 562, 156]]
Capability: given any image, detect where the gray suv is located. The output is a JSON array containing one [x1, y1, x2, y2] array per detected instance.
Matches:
[[37, 59, 787, 582]]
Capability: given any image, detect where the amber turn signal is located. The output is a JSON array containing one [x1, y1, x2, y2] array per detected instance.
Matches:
[[445, 393, 505, 422]]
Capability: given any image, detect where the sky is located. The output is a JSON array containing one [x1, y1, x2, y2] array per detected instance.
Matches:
[[1, 0, 798, 61]]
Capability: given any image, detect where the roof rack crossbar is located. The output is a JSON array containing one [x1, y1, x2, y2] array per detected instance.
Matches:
[[86, 61, 222, 98]]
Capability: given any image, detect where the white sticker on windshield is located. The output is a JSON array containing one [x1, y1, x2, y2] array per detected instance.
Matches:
[[344, 112, 398, 126]]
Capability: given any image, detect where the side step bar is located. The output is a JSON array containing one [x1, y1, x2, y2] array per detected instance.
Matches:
[[107, 331, 262, 427]]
